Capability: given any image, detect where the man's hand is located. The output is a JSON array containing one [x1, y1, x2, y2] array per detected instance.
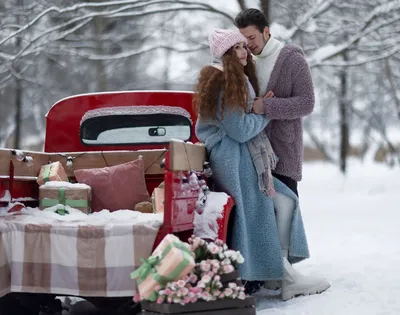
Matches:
[[264, 90, 274, 98], [252, 91, 274, 114]]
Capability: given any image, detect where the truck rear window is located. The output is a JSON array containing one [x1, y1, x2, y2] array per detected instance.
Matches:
[[80, 106, 192, 145]]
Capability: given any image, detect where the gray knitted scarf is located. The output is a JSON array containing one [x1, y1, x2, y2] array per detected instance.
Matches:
[[247, 130, 278, 197]]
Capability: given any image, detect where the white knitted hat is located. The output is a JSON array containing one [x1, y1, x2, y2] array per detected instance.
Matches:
[[208, 28, 248, 58]]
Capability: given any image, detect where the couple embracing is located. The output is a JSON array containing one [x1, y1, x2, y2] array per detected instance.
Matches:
[[193, 8, 330, 301]]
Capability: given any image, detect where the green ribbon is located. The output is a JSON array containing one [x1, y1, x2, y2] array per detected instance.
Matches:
[[159, 242, 192, 259], [59, 187, 66, 205], [42, 164, 52, 183], [130, 256, 160, 281], [40, 198, 88, 208], [40, 187, 88, 212], [130, 240, 194, 302]]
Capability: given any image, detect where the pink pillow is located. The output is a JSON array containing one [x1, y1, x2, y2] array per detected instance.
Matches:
[[74, 158, 149, 212]]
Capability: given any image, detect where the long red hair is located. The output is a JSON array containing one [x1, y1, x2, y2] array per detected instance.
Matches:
[[193, 48, 259, 120]]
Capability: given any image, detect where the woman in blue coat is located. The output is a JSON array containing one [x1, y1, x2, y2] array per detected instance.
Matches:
[[194, 29, 329, 300]]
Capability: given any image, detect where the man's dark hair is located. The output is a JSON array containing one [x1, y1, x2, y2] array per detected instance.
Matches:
[[234, 8, 269, 33]]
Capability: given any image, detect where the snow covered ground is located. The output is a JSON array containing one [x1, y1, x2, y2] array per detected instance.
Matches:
[[256, 160, 400, 315]]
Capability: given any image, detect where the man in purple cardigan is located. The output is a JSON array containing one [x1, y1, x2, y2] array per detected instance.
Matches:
[[236, 8, 314, 196], [235, 9, 330, 299]]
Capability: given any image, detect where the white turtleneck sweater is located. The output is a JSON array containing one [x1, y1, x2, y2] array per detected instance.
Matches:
[[253, 36, 284, 96]]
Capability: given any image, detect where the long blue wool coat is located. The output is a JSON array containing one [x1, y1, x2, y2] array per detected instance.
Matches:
[[195, 78, 310, 281]]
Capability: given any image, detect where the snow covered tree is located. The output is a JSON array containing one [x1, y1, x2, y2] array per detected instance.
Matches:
[[0, 0, 399, 169]]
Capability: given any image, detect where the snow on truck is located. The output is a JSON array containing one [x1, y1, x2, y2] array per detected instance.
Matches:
[[0, 91, 235, 314]]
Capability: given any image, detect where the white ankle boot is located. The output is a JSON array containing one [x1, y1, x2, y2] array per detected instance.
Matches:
[[281, 258, 330, 301], [264, 279, 281, 291], [264, 250, 288, 291]]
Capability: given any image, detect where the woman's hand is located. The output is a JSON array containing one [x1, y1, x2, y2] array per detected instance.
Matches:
[[252, 97, 265, 114]]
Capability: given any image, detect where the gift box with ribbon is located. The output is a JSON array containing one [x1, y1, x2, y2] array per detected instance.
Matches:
[[39, 182, 91, 214], [37, 161, 69, 186], [131, 234, 195, 301], [152, 234, 191, 257]]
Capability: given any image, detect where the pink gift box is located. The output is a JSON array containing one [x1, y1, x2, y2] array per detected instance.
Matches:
[[138, 247, 195, 300], [152, 234, 190, 257], [37, 161, 68, 186], [133, 234, 195, 301]]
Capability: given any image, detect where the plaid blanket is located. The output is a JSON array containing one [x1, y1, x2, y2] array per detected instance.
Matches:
[[0, 210, 162, 298]]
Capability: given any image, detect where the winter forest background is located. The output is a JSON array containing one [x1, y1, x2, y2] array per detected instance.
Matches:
[[1, 0, 399, 174]]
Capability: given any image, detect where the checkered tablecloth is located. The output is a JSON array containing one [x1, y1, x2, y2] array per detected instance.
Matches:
[[0, 211, 161, 298]]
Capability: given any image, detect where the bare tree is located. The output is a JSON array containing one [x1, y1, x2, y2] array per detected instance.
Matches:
[[338, 51, 350, 173], [237, 0, 247, 11], [13, 0, 24, 149], [260, 0, 270, 22], [385, 58, 400, 121]]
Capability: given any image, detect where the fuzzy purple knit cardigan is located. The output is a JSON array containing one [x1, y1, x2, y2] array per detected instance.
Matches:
[[262, 44, 315, 182]]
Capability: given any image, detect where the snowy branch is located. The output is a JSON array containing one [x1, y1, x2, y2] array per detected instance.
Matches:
[[0, 73, 13, 90], [361, 0, 400, 33], [0, 0, 232, 48], [3, 63, 51, 90], [48, 44, 208, 61], [310, 44, 400, 68], [0, 0, 232, 70], [308, 12, 400, 67], [282, 0, 335, 41], [13, 18, 93, 62]]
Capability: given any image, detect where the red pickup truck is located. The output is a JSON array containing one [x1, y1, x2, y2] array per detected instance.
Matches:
[[0, 91, 234, 314]]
